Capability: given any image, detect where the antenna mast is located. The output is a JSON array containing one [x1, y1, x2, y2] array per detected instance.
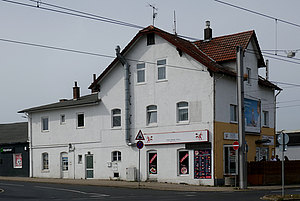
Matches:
[[148, 3, 158, 26], [173, 10, 177, 35]]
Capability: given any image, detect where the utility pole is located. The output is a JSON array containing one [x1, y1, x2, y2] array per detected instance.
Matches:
[[236, 46, 247, 189]]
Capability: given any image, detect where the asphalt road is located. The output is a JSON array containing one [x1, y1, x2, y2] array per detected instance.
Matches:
[[0, 180, 298, 201]]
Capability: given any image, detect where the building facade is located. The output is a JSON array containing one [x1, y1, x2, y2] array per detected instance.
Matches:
[[0, 122, 29, 177], [20, 24, 280, 185]]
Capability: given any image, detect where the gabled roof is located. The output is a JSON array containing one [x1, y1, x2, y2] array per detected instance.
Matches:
[[19, 93, 100, 113], [89, 26, 277, 90], [0, 122, 28, 144], [193, 30, 265, 67]]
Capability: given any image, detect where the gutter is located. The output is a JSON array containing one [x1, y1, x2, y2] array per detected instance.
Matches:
[[115, 46, 132, 146]]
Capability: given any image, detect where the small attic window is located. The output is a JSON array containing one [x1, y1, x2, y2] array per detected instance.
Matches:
[[147, 33, 155, 45]]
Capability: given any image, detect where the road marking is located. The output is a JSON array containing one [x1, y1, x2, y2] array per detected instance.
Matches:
[[0, 183, 24, 187], [34, 186, 110, 197]]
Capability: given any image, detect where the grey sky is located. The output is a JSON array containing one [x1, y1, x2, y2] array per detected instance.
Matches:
[[1, 0, 299, 130]]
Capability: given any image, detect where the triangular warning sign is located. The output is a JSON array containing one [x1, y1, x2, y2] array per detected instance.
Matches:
[[135, 130, 145, 140]]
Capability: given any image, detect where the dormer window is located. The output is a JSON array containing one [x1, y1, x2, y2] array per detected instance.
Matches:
[[147, 33, 155, 45]]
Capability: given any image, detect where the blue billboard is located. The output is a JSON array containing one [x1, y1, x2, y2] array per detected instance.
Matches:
[[244, 98, 261, 133]]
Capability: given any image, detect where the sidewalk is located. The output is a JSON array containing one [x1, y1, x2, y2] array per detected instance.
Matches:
[[0, 176, 299, 192]]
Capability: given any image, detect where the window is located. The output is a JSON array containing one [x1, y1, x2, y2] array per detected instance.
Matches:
[[157, 59, 166, 80], [13, 153, 22, 169], [78, 155, 82, 164], [77, 113, 84, 128], [178, 150, 189, 175], [41, 117, 49, 131], [263, 111, 269, 127], [247, 68, 251, 84], [112, 151, 121, 161], [224, 146, 237, 175], [177, 102, 189, 122], [61, 153, 68, 171], [147, 105, 157, 125], [147, 33, 155, 45], [42, 153, 49, 170], [112, 109, 121, 127], [148, 152, 157, 174], [230, 104, 237, 122], [60, 114, 65, 124], [137, 63, 145, 83]]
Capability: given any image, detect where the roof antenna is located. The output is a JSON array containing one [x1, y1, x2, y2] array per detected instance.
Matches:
[[36, 0, 41, 7], [148, 3, 158, 26], [173, 10, 177, 36]]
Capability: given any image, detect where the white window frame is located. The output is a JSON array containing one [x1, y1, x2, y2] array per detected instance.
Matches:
[[78, 155, 83, 164], [77, 113, 85, 128], [137, 63, 146, 83], [262, 110, 269, 127], [42, 152, 49, 171], [111, 109, 121, 128], [146, 105, 157, 126], [223, 145, 237, 175], [157, 59, 167, 81], [230, 104, 237, 123], [177, 101, 189, 123], [41, 117, 49, 132], [112, 151, 121, 162], [60, 114, 66, 125]]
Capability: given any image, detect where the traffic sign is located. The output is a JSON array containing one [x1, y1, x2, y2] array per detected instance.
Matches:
[[279, 144, 288, 152], [278, 133, 289, 145], [136, 141, 144, 149], [135, 130, 145, 140], [233, 141, 239, 150]]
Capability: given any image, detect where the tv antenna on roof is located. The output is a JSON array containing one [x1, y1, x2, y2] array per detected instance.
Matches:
[[148, 3, 158, 26], [173, 10, 177, 36]]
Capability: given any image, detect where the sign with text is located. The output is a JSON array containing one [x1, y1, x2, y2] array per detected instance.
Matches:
[[14, 153, 22, 168], [144, 130, 209, 145]]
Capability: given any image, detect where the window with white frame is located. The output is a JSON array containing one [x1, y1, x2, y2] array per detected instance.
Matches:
[[224, 145, 237, 175], [112, 109, 121, 127], [78, 155, 82, 164], [230, 104, 237, 122], [77, 113, 84, 128], [42, 152, 49, 170], [247, 68, 251, 84], [157, 59, 166, 80], [137, 63, 145, 83], [60, 114, 65, 124], [41, 117, 49, 131], [147, 105, 157, 125], [177, 101, 188, 122], [112, 151, 121, 161], [178, 150, 189, 175], [262, 111, 269, 127]]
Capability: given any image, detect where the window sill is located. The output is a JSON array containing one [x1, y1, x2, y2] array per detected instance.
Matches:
[[262, 125, 269, 128], [230, 121, 238, 124], [176, 121, 189, 126], [146, 123, 158, 128], [41, 169, 50, 173], [136, 82, 146, 86], [76, 126, 85, 129], [111, 127, 122, 130], [156, 79, 168, 83], [41, 130, 49, 133], [178, 174, 190, 177]]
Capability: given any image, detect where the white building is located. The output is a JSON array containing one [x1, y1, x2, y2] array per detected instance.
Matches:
[[20, 24, 280, 186]]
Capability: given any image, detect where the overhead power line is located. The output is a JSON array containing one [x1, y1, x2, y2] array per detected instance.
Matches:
[[214, 0, 300, 28]]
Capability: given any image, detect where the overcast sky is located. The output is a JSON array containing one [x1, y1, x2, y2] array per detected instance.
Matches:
[[1, 0, 299, 131]]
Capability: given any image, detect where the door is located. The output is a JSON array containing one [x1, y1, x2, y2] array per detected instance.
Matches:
[[147, 151, 157, 180], [61, 152, 69, 179], [86, 154, 94, 179]]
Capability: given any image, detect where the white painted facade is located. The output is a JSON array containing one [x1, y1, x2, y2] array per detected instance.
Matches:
[[24, 27, 278, 186]]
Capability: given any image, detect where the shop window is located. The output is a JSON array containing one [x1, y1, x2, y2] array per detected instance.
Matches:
[[178, 150, 189, 175], [42, 152, 49, 170], [194, 150, 211, 179], [148, 152, 157, 175], [224, 146, 237, 175], [112, 151, 121, 162]]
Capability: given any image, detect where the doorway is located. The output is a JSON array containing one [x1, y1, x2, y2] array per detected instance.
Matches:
[[85, 154, 94, 179], [60, 152, 68, 179]]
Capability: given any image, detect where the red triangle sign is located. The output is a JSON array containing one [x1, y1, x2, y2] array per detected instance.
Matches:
[[135, 130, 145, 140]]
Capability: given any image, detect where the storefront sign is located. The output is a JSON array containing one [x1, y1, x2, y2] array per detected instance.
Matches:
[[144, 130, 209, 145], [224, 132, 238, 140], [0, 147, 14, 153], [262, 135, 274, 146]]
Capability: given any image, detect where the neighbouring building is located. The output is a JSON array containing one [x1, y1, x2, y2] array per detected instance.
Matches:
[[0, 122, 29, 177], [19, 23, 280, 185]]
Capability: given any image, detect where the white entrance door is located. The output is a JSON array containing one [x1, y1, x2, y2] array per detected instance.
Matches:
[[61, 152, 69, 179], [86, 154, 94, 179]]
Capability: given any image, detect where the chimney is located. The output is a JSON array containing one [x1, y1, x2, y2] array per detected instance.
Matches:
[[204, 20, 212, 41], [93, 74, 96, 82], [73, 81, 80, 100]]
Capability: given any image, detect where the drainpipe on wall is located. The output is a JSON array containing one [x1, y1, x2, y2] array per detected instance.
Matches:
[[115, 45, 132, 146], [274, 89, 282, 149], [25, 113, 33, 177]]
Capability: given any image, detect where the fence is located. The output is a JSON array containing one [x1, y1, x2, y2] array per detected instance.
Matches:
[[247, 160, 300, 185]]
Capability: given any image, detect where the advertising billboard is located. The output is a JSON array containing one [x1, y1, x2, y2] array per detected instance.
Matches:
[[244, 98, 261, 133]]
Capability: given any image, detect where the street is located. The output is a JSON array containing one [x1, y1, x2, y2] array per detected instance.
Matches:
[[0, 180, 298, 201]]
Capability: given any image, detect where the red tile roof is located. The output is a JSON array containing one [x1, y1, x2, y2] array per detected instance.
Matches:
[[89, 26, 279, 90]]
